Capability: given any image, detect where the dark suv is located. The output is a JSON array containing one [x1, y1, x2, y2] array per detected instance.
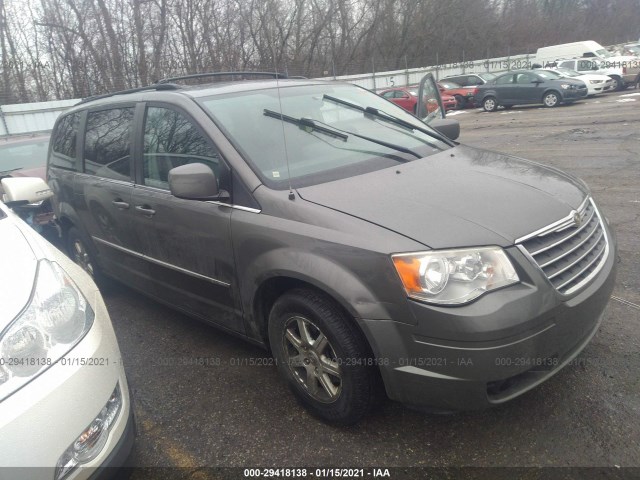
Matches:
[[47, 74, 616, 424]]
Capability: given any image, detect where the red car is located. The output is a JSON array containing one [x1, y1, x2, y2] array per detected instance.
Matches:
[[379, 86, 456, 114], [438, 81, 479, 109]]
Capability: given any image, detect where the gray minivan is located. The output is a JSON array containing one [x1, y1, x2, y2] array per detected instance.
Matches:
[[47, 74, 616, 424]]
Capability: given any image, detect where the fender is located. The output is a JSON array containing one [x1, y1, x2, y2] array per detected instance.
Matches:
[[239, 247, 417, 342]]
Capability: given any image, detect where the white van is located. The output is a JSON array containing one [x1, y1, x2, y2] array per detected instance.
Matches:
[[536, 41, 612, 65]]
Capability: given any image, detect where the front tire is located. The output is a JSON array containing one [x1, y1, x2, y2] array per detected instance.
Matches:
[[482, 96, 498, 112], [542, 91, 560, 108], [268, 288, 378, 425], [612, 76, 624, 91], [66, 226, 108, 286]]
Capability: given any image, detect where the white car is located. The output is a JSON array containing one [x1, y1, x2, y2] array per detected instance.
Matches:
[[555, 58, 638, 90], [538, 68, 616, 96], [0, 177, 134, 479]]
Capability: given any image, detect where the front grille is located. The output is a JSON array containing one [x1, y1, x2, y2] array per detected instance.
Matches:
[[518, 198, 608, 295]]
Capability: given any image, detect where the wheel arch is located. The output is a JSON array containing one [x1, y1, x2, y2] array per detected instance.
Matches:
[[243, 250, 401, 347], [251, 273, 378, 348]]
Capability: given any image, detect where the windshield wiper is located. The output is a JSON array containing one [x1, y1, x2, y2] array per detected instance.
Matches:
[[322, 94, 449, 145], [263, 109, 420, 160], [263, 109, 347, 140]]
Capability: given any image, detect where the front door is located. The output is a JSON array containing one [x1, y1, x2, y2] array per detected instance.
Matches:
[[129, 104, 241, 332]]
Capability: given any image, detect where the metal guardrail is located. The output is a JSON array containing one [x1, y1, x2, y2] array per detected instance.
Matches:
[[0, 99, 79, 137], [319, 54, 534, 91]]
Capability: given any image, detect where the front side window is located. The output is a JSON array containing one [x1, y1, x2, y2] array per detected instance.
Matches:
[[516, 73, 536, 84], [198, 84, 450, 189], [496, 74, 515, 85], [84, 108, 134, 181], [143, 106, 223, 190], [578, 60, 596, 71]]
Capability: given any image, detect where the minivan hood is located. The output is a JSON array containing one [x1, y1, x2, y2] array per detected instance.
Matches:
[[297, 145, 587, 249], [0, 218, 38, 329]]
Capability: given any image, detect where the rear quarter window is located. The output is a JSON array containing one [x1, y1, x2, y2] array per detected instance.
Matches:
[[50, 113, 80, 171]]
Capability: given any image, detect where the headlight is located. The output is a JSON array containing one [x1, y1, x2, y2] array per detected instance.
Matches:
[[55, 383, 122, 480], [392, 247, 519, 305], [590, 80, 603, 84], [0, 260, 94, 401]]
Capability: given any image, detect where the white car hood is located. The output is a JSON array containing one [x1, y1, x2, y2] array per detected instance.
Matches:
[[0, 216, 39, 330], [575, 73, 613, 82]]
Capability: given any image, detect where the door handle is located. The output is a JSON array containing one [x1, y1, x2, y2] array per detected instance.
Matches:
[[112, 200, 130, 209], [135, 205, 156, 217]]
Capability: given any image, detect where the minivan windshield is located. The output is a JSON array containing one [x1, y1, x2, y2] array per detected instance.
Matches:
[[198, 84, 450, 189]]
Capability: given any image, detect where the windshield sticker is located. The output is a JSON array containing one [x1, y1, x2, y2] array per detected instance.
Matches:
[[272, 171, 281, 178]]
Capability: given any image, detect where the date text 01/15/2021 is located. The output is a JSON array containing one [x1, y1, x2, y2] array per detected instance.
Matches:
[[243, 468, 391, 478], [435, 60, 537, 70], [151, 356, 476, 368]]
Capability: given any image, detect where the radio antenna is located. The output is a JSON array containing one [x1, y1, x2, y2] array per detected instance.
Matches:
[[272, 53, 295, 200]]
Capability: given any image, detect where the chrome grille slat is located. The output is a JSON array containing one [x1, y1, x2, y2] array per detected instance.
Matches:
[[519, 198, 608, 295], [546, 229, 604, 280], [528, 207, 595, 256], [556, 241, 607, 290], [538, 216, 599, 268]]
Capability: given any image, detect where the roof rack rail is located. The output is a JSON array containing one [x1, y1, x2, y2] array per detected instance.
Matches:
[[76, 83, 181, 105], [156, 72, 287, 84]]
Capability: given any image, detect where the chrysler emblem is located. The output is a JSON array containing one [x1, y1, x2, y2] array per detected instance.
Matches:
[[572, 210, 583, 227]]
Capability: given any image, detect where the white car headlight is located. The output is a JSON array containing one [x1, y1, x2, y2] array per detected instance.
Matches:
[[0, 260, 94, 401], [589, 80, 603, 84], [392, 247, 519, 305]]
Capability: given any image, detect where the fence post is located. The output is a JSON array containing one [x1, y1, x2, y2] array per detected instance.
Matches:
[[435, 52, 439, 81], [0, 105, 9, 136], [371, 57, 376, 91], [462, 50, 465, 73], [405, 55, 409, 86], [332, 59, 336, 80]]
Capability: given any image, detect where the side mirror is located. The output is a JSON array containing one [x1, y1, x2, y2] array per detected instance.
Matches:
[[430, 118, 460, 141], [1, 177, 53, 206], [168, 163, 228, 201]]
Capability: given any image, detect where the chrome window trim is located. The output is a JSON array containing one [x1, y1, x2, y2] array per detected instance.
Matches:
[[204, 200, 261, 213], [131, 184, 262, 213], [73, 171, 134, 187], [92, 236, 231, 287]]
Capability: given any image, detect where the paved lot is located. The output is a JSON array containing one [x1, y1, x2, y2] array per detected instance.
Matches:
[[102, 90, 640, 477]]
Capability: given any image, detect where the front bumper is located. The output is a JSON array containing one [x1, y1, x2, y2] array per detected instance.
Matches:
[[358, 225, 617, 411], [563, 87, 588, 100]]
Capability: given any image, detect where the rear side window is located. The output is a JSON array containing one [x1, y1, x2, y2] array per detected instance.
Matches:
[[50, 113, 80, 170], [142, 106, 224, 190], [84, 107, 134, 181]]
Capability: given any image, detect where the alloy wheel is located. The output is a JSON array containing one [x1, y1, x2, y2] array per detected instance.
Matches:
[[282, 316, 342, 403], [72, 239, 94, 277]]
